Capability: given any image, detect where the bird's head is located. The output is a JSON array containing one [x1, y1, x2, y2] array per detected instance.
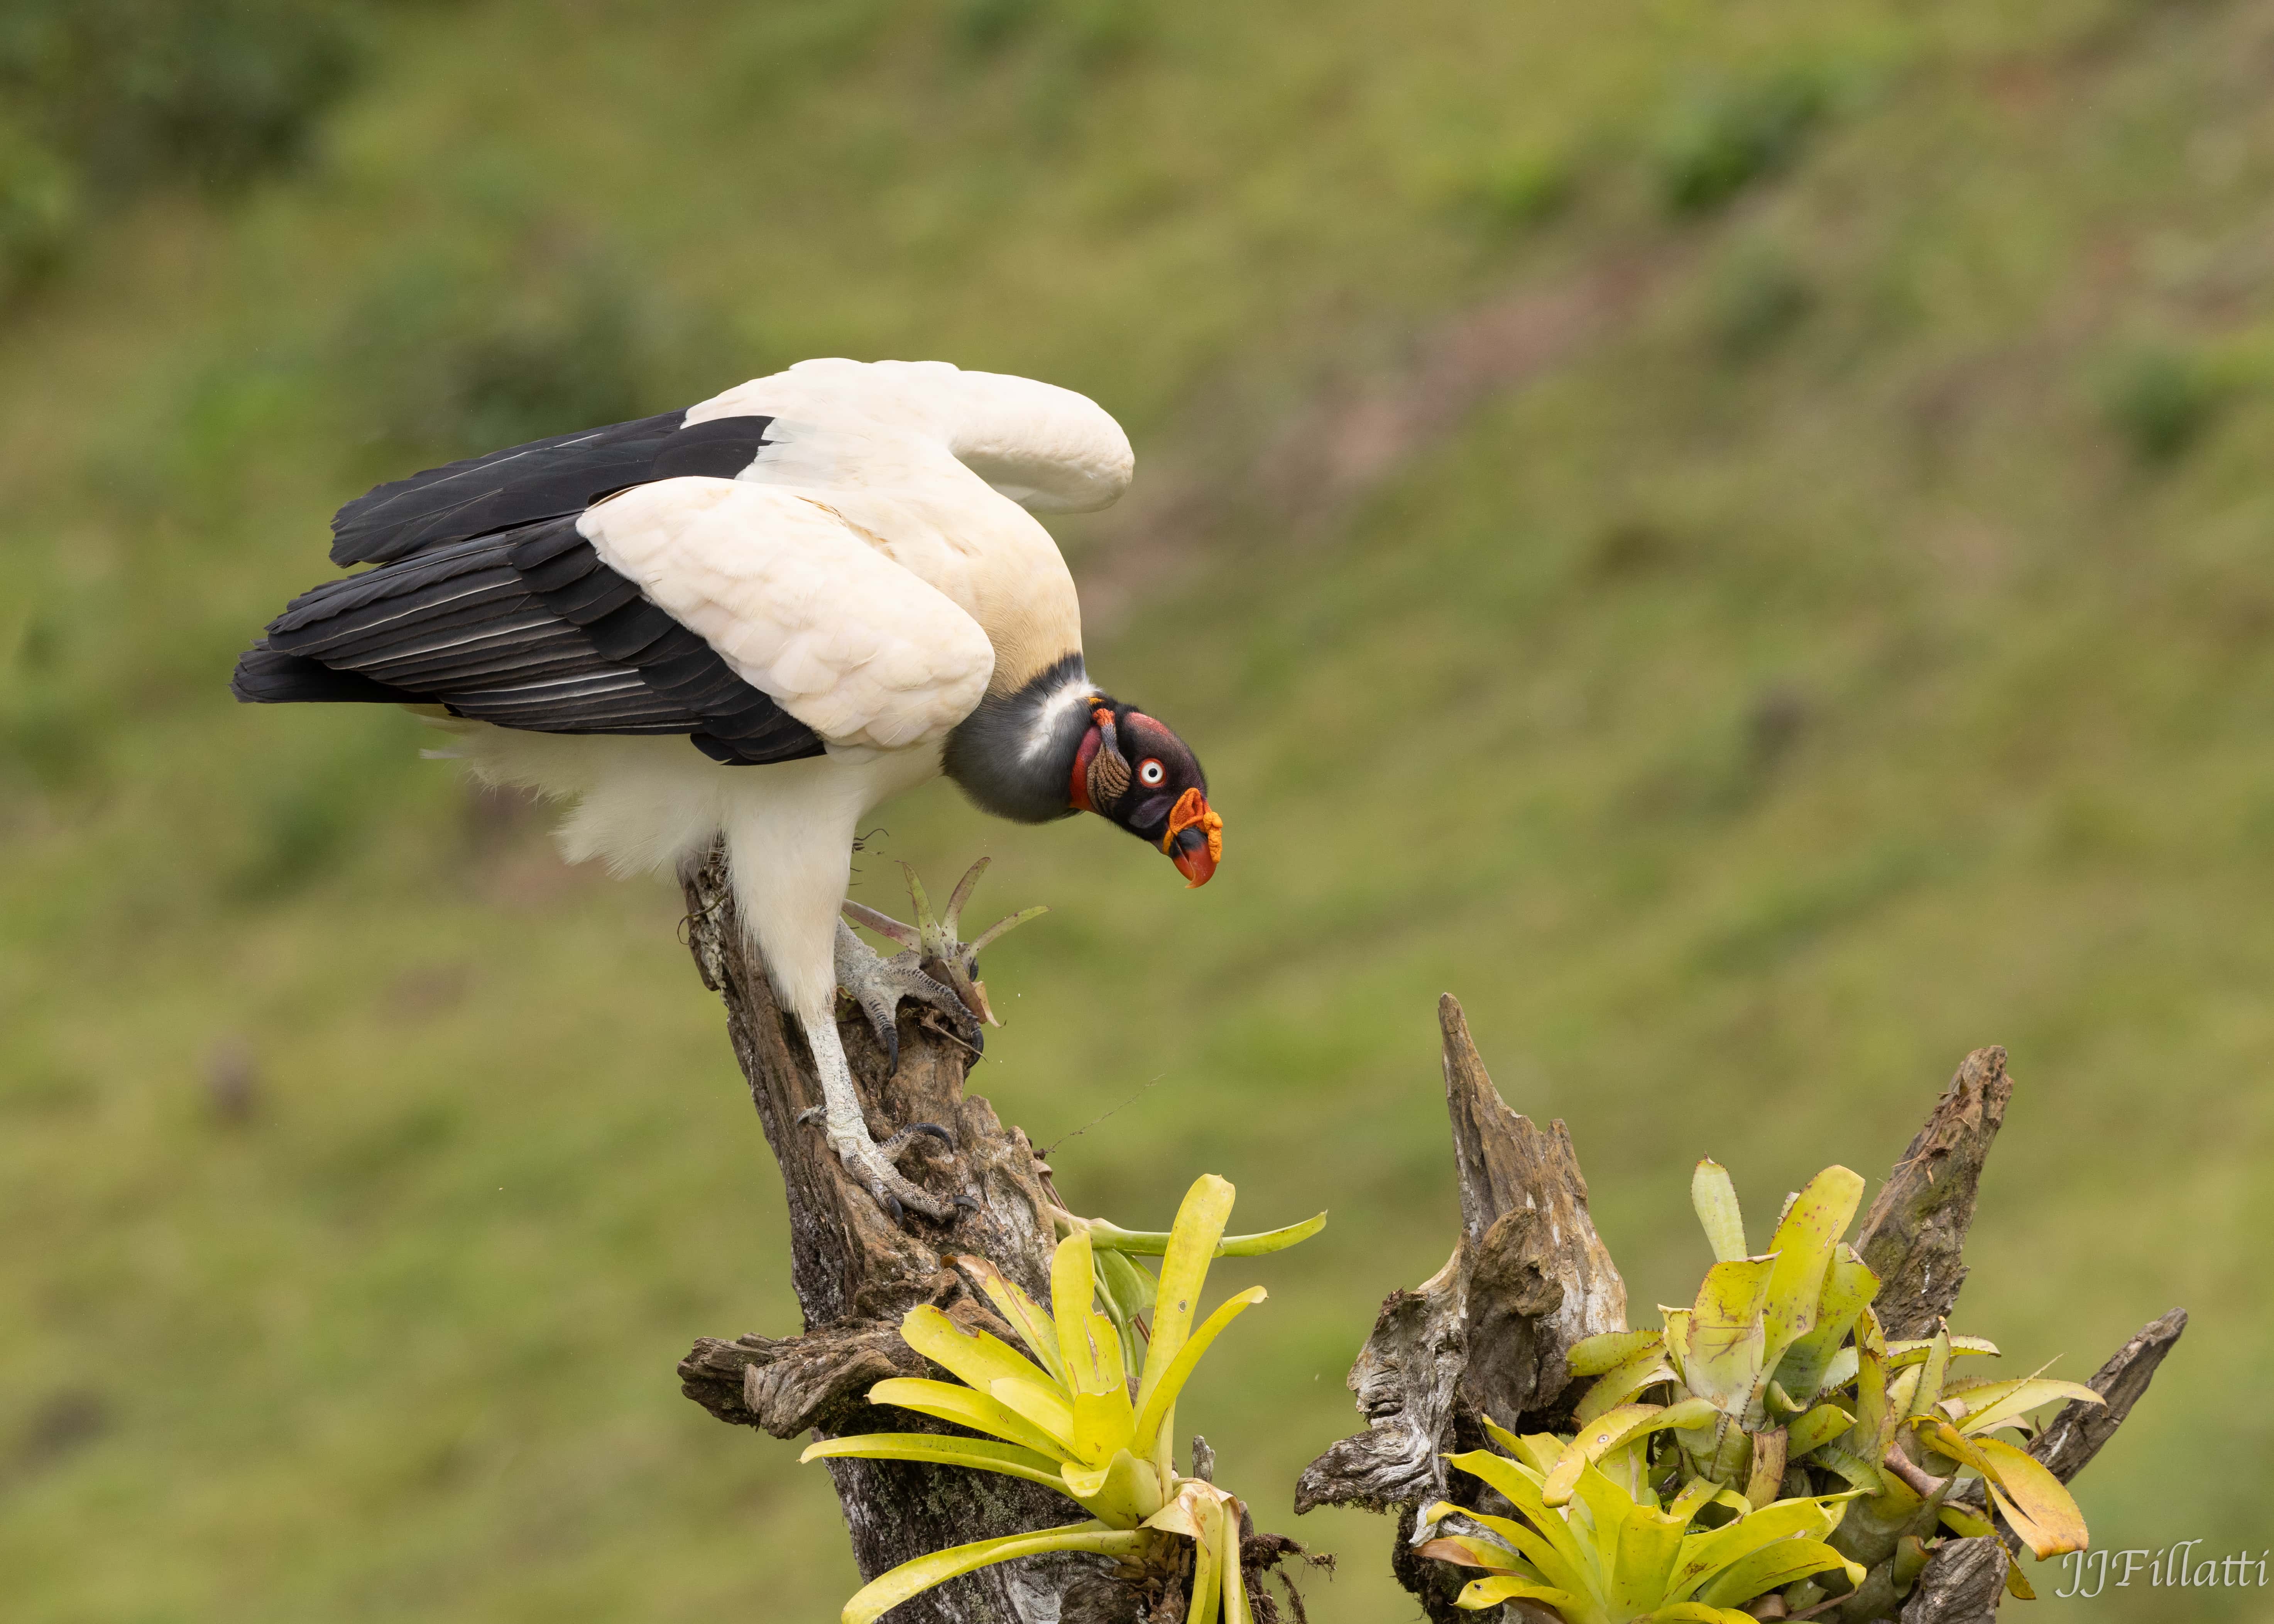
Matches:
[[1067, 699, 1221, 887]]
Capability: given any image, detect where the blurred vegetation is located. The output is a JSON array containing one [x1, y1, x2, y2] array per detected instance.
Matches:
[[4, 1, 2274, 1622], [0, 0, 422, 298]]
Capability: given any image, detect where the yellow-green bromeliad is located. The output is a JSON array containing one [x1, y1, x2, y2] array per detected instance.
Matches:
[[803, 1175, 1323, 1624]]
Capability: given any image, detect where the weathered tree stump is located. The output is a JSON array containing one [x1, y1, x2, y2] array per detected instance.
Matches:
[[671, 848, 1144, 1624], [1293, 995, 1627, 1622], [1296, 1017, 2184, 1624]]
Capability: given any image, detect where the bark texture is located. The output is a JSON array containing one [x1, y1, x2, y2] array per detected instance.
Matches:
[[1853, 1048, 2012, 1339], [2027, 1307, 2187, 1485], [1896, 1538, 2008, 1624], [671, 849, 1139, 1624], [1295, 996, 1627, 1621]]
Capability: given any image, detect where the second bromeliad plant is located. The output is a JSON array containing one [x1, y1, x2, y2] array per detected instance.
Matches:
[[1414, 1159, 2100, 1622]]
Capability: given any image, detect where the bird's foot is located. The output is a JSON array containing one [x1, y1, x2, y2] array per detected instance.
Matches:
[[795, 1107, 975, 1224], [834, 919, 979, 1073], [839, 858, 1047, 1071]]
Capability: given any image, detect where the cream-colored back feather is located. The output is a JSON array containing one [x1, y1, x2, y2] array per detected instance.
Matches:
[[685, 357, 1134, 514]]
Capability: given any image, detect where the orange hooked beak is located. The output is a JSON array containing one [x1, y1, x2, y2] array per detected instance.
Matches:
[[1163, 787, 1223, 888]]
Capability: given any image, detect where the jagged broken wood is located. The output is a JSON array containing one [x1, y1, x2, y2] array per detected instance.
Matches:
[[1851, 1048, 2012, 1340], [1297, 1024, 2182, 1624], [1293, 994, 1627, 1622]]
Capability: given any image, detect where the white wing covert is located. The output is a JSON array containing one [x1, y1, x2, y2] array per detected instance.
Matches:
[[579, 478, 996, 753]]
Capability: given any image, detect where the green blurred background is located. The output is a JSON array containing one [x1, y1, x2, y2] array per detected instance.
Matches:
[[5, 2, 2272, 1619]]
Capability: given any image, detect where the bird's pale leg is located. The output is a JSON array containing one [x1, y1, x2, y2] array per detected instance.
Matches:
[[795, 1014, 961, 1224], [808, 860, 1042, 1225]]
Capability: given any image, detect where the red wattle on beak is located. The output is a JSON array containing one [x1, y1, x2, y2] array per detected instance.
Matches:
[[1163, 790, 1222, 888]]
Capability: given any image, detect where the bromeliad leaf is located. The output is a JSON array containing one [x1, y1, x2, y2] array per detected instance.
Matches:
[[1480, 1419, 1566, 1476], [1666, 1494, 1860, 1599], [1131, 1286, 1266, 1452], [1135, 1174, 1237, 1418], [1059, 1448, 1162, 1527], [900, 1305, 1056, 1399], [839, 1524, 1147, 1624], [866, 1376, 1074, 1460], [949, 1254, 1069, 1389], [801, 1433, 1069, 1492], [1084, 1211, 1327, 1257], [1453, 1575, 1582, 1614], [1692, 1159, 1750, 1263], [1758, 1166, 1866, 1377], [984, 1373, 1080, 1451], [1906, 1327, 1952, 1423], [1771, 1247, 1879, 1404], [1094, 1245, 1158, 1324], [1956, 1377, 2103, 1437], [1053, 1228, 1111, 1396], [1575, 1342, 1680, 1425], [1543, 1398, 1719, 1505], [1913, 1417, 2091, 1559], [1683, 1256, 1777, 1412], [1886, 1335, 2000, 1366], [1415, 1533, 1532, 1574], [1843, 1306, 1895, 1462], [1692, 1539, 1866, 1609], [1569, 1328, 1666, 1377], [1939, 1504, 1996, 1539], [1785, 1401, 1857, 1457]]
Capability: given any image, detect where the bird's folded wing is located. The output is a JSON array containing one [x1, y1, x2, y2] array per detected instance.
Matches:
[[239, 519, 828, 766], [579, 478, 996, 753]]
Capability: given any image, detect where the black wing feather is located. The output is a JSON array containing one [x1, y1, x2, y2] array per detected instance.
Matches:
[[578, 598, 683, 662], [233, 514, 825, 765], [329, 412, 779, 566]]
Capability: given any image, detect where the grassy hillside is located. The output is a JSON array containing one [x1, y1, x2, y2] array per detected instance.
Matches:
[[6, 2, 2274, 1619]]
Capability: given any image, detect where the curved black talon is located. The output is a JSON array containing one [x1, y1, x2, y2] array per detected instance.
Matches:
[[881, 1193, 905, 1223], [910, 1122, 956, 1148], [954, 1193, 982, 1213], [882, 1026, 899, 1074]]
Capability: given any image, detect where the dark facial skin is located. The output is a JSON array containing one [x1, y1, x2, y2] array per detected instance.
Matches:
[[1071, 700, 1220, 886]]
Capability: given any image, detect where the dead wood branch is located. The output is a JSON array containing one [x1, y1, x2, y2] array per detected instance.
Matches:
[[1295, 995, 1626, 1620], [670, 848, 1140, 1624], [2030, 1307, 2187, 1484], [1853, 1048, 2012, 1339]]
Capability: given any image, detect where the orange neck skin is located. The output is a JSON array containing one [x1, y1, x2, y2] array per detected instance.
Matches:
[[1067, 724, 1103, 812]]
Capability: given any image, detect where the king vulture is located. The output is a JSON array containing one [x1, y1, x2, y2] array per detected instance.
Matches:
[[232, 358, 1222, 1222]]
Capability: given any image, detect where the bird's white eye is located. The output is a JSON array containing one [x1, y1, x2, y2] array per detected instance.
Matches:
[[1138, 758, 1166, 787]]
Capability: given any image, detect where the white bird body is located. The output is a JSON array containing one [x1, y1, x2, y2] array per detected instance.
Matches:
[[236, 358, 1219, 1222]]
